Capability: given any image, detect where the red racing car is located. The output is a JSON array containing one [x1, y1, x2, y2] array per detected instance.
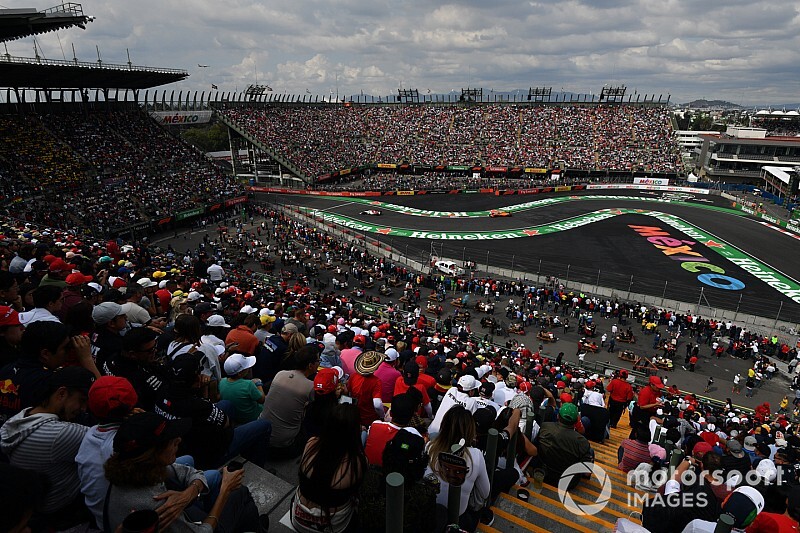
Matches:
[[489, 209, 511, 218]]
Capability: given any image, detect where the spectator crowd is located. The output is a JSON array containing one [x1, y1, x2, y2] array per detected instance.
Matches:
[[0, 111, 243, 235], [223, 104, 682, 179], [0, 201, 797, 533]]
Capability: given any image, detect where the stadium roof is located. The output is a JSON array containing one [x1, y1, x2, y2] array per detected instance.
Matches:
[[0, 56, 189, 89], [0, 3, 90, 42]]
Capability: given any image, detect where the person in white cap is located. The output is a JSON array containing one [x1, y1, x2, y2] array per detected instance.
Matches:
[[428, 374, 480, 438], [219, 353, 264, 424]]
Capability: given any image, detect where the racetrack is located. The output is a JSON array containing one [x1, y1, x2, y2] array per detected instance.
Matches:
[[264, 191, 800, 323]]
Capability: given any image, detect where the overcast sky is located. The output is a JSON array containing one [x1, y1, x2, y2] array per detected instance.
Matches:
[[4, 0, 800, 105]]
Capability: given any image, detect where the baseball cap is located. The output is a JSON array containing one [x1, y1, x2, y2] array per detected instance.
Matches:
[[743, 435, 758, 452], [649, 444, 667, 461], [384, 348, 399, 362], [113, 412, 192, 460], [457, 375, 480, 391], [648, 376, 665, 389], [402, 360, 419, 384], [49, 258, 75, 272], [194, 302, 214, 315], [186, 291, 202, 302], [479, 381, 495, 398], [0, 306, 21, 327], [92, 302, 125, 325], [66, 272, 93, 286], [171, 352, 204, 384], [224, 353, 257, 375], [88, 376, 138, 419], [692, 441, 713, 457], [282, 323, 299, 335], [559, 402, 579, 424], [136, 278, 157, 289], [206, 314, 230, 328], [755, 459, 777, 484], [415, 355, 428, 369], [727, 439, 744, 459], [313, 367, 340, 395], [721, 486, 764, 528]]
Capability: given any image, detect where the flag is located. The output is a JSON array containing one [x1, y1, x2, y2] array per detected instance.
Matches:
[[211, 84, 218, 90]]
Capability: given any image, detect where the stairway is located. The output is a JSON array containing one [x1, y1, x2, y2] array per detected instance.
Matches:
[[480, 412, 644, 533]]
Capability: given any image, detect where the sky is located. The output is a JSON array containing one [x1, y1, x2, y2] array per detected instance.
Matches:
[[3, 0, 800, 105]]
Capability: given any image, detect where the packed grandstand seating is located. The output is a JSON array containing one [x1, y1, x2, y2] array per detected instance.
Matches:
[[751, 116, 800, 137], [0, 206, 797, 533], [222, 103, 682, 178], [0, 111, 242, 234]]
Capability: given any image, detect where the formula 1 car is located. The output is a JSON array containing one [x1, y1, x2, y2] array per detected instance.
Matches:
[[489, 209, 511, 218], [359, 209, 382, 216]]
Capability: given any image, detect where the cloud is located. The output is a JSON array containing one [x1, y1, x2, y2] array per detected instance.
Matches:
[[2, 0, 798, 104]]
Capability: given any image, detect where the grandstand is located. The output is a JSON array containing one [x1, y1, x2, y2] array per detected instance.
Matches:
[[0, 4, 245, 237], [218, 102, 682, 185]]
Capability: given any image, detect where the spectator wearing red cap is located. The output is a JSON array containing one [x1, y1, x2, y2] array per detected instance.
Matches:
[[0, 305, 24, 367], [304, 366, 344, 438], [630, 376, 665, 437], [57, 272, 92, 322], [76, 376, 139, 526], [605, 370, 634, 428], [414, 355, 437, 391], [38, 258, 74, 289]]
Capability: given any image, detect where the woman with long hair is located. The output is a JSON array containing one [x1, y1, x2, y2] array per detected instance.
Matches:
[[425, 405, 490, 532], [291, 403, 367, 532]]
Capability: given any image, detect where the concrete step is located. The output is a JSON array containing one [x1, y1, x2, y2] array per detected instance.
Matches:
[[492, 490, 615, 533], [235, 456, 296, 516]]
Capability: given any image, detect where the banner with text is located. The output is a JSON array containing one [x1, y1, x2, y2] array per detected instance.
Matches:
[[150, 111, 213, 125]]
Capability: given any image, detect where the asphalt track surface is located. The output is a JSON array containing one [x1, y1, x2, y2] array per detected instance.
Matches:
[[267, 191, 800, 322]]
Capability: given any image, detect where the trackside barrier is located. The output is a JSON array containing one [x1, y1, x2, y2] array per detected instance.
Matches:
[[385, 472, 404, 533]]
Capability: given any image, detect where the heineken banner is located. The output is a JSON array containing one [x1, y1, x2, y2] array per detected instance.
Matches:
[[176, 207, 203, 221]]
